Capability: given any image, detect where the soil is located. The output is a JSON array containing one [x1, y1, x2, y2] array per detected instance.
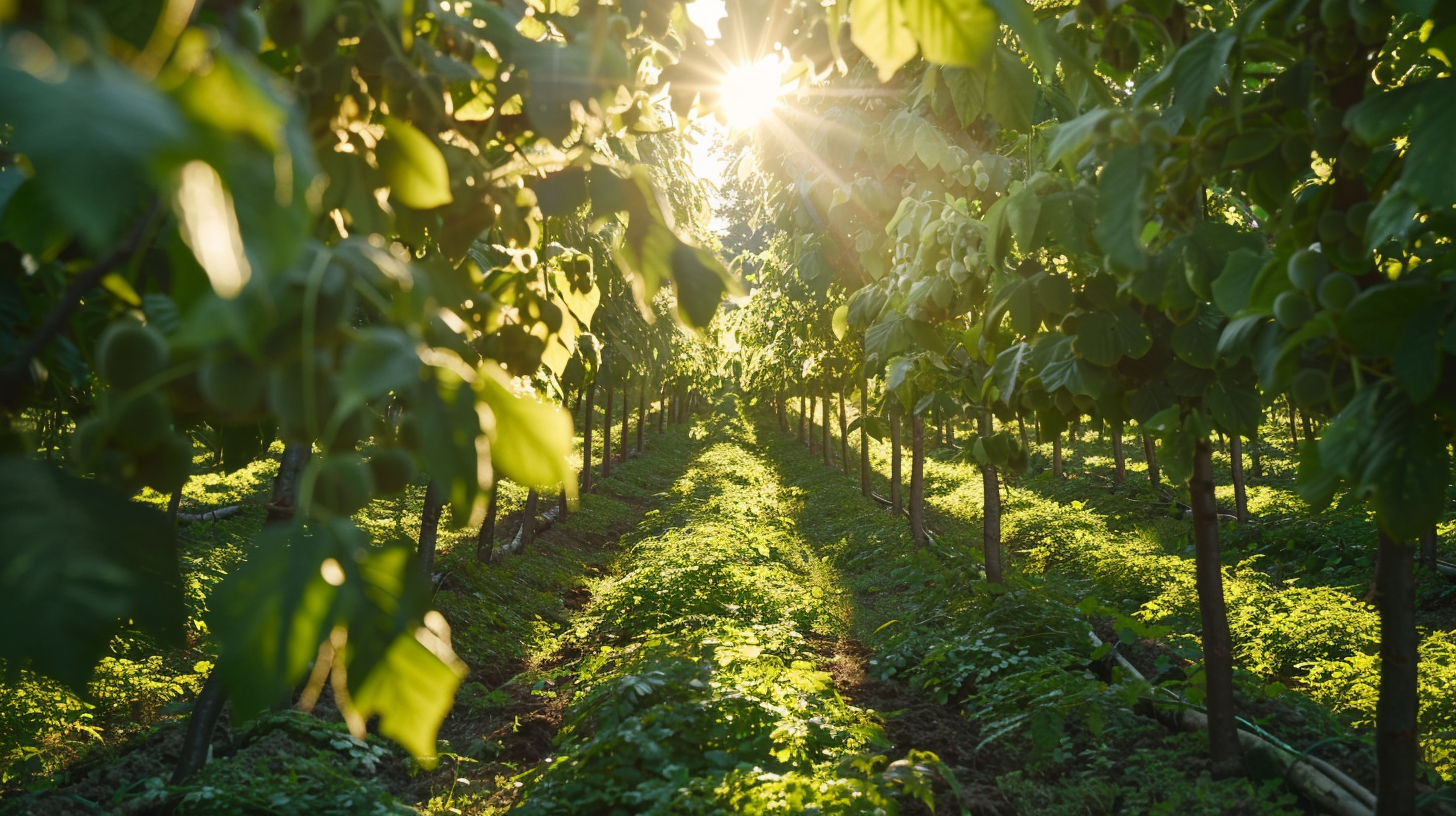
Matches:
[[813, 636, 1017, 816]]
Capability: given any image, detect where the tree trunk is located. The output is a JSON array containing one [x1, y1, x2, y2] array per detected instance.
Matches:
[[822, 391, 831, 466], [659, 385, 667, 432], [1052, 434, 1063, 478], [1112, 424, 1126, 484], [476, 482, 499, 563], [1143, 433, 1161, 489], [1190, 439, 1242, 779], [936, 405, 944, 448], [620, 385, 630, 462], [582, 376, 596, 494], [1421, 527, 1439, 571], [909, 412, 926, 544], [1374, 531, 1418, 816], [1288, 395, 1299, 450], [980, 414, 1003, 584], [265, 443, 311, 524], [418, 479, 443, 579], [778, 388, 788, 433], [171, 672, 226, 784], [838, 390, 849, 473], [890, 405, 903, 516], [519, 489, 540, 553], [1302, 412, 1314, 442], [860, 377, 870, 498], [798, 390, 807, 443], [1249, 433, 1263, 479], [947, 414, 955, 447], [636, 384, 646, 453], [1231, 436, 1248, 524], [602, 382, 613, 480]]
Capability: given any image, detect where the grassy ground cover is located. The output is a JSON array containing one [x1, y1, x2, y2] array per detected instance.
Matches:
[[806, 403, 1456, 785]]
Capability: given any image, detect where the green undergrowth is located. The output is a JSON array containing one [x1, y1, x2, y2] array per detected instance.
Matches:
[[826, 407, 1456, 783], [757, 412, 1311, 815], [512, 409, 947, 815]]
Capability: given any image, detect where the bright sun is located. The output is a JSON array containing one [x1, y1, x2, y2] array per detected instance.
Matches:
[[720, 57, 787, 127]]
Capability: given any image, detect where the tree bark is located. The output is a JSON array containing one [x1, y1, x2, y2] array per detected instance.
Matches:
[[1302, 412, 1315, 443], [418, 479, 443, 579], [860, 376, 870, 498], [265, 443, 311, 525], [1421, 527, 1439, 572], [1288, 395, 1299, 450], [809, 394, 818, 455], [171, 672, 226, 784], [1190, 439, 1242, 779], [890, 404, 903, 516], [1052, 434, 1063, 478], [1373, 531, 1418, 816], [636, 383, 646, 453], [778, 388, 787, 433], [1112, 424, 1126, 484], [822, 390, 831, 466], [798, 389, 807, 443], [1249, 432, 1263, 479], [936, 405, 945, 448], [518, 489, 540, 553], [602, 382, 613, 480], [620, 384, 630, 462], [838, 390, 849, 473], [582, 375, 596, 494], [1143, 432, 1161, 489], [909, 412, 926, 544], [659, 385, 667, 432], [1231, 436, 1248, 524], [476, 482, 499, 563], [980, 414, 1002, 583]]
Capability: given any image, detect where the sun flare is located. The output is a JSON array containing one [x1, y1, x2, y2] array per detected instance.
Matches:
[[720, 57, 787, 127]]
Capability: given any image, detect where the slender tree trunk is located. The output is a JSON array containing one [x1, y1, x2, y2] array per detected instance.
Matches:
[[476, 482, 499, 563], [265, 443, 311, 524], [519, 489, 540, 553], [979, 414, 1003, 583], [1052, 434, 1063, 478], [171, 672, 226, 784], [821, 391, 831, 466], [890, 405, 903, 516], [947, 414, 955, 446], [810, 394, 819, 454], [860, 376, 870, 498], [602, 382, 613, 479], [1374, 531, 1418, 816], [1112, 424, 1126, 484], [838, 390, 848, 473], [636, 384, 646, 453], [1302, 412, 1314, 443], [778, 388, 788, 432], [1190, 440, 1242, 779], [1421, 527, 1439, 571], [1249, 432, 1263, 479], [936, 405, 945, 448], [620, 385, 629, 463], [168, 489, 183, 526], [798, 390, 807, 443], [1288, 395, 1299, 450], [1231, 436, 1248, 524], [909, 412, 926, 544], [582, 376, 596, 494], [1018, 415, 1028, 451], [1143, 433, 1161, 489], [418, 479, 443, 579], [659, 385, 667, 432]]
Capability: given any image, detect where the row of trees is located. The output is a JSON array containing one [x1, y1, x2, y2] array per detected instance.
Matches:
[[723, 0, 1453, 811], [0, 0, 733, 776]]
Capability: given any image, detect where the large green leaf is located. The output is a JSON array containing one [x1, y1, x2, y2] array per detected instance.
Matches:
[[1094, 145, 1153, 273], [1338, 280, 1436, 357], [671, 242, 731, 329], [479, 363, 575, 493], [984, 47, 1036, 134], [1361, 395, 1448, 540], [0, 457, 185, 691], [850, 0, 919, 81], [900, 0, 997, 71], [379, 117, 453, 210]]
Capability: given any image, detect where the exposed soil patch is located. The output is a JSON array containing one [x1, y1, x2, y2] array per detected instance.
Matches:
[[813, 636, 1015, 816]]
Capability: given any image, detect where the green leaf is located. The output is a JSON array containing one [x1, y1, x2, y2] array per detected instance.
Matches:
[[1206, 372, 1261, 437], [1137, 30, 1235, 123], [1005, 186, 1041, 252], [1045, 109, 1111, 170], [900, 0, 996, 69], [1072, 312, 1125, 366], [670, 242, 731, 329], [1393, 301, 1443, 404], [984, 342, 1030, 403], [943, 65, 987, 127], [832, 304, 850, 340], [0, 457, 185, 692], [349, 617, 466, 763], [1361, 395, 1448, 540], [1171, 308, 1222, 369], [479, 363, 576, 493], [1398, 77, 1456, 208], [341, 328, 420, 403], [850, 0, 919, 81], [1095, 145, 1153, 273], [379, 117, 453, 210], [984, 47, 1036, 133], [1338, 280, 1436, 357], [1211, 248, 1262, 315], [1363, 189, 1419, 252]]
